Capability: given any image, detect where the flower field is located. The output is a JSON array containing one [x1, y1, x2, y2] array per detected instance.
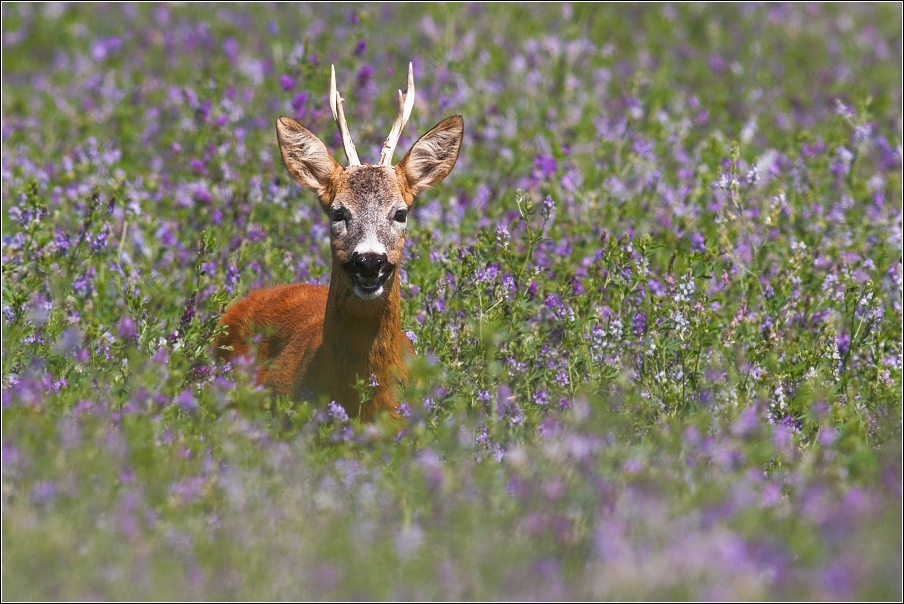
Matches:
[[2, 3, 901, 599]]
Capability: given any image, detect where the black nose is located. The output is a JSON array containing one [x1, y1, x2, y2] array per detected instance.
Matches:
[[353, 252, 387, 277]]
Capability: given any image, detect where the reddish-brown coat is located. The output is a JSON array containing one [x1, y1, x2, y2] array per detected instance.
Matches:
[[214, 274, 414, 422]]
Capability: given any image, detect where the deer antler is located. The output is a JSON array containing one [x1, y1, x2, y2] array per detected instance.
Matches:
[[379, 62, 415, 166], [330, 65, 361, 166]]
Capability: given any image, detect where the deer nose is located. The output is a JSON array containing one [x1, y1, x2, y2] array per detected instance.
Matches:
[[353, 252, 387, 277]]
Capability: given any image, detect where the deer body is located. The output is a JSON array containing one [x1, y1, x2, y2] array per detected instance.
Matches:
[[214, 65, 463, 422]]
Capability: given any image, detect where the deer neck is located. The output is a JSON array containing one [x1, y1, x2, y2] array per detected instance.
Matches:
[[321, 268, 406, 393]]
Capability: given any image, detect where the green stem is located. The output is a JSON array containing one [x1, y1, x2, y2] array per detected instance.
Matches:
[[520, 221, 534, 283]]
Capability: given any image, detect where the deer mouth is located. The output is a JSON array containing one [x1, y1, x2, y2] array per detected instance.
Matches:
[[347, 264, 395, 300]]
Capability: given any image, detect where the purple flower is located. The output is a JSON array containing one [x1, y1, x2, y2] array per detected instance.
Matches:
[[571, 276, 584, 295], [90, 223, 112, 253], [431, 296, 445, 313], [541, 195, 556, 219], [495, 224, 510, 248], [501, 274, 516, 297], [32, 481, 56, 504], [279, 74, 294, 92], [834, 99, 855, 119], [395, 524, 424, 559], [222, 37, 238, 62], [225, 264, 240, 294], [354, 39, 367, 56], [175, 389, 198, 412], [818, 427, 837, 447], [732, 405, 760, 437], [53, 230, 70, 255], [623, 457, 645, 474], [475, 425, 489, 449], [327, 401, 348, 423], [170, 291, 197, 346], [835, 332, 850, 358], [773, 422, 792, 454], [169, 476, 206, 504], [90, 36, 121, 61], [117, 317, 137, 340], [197, 98, 212, 123], [189, 158, 206, 175], [291, 92, 308, 117], [504, 401, 524, 426], [473, 184, 492, 208], [533, 389, 549, 406], [53, 328, 82, 356], [632, 312, 646, 336], [357, 65, 374, 87], [190, 364, 211, 382], [708, 53, 726, 72], [72, 267, 96, 297], [534, 154, 557, 179], [689, 231, 706, 252]]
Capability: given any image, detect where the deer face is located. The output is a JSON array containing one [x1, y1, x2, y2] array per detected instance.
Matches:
[[328, 166, 410, 300], [275, 64, 463, 302]]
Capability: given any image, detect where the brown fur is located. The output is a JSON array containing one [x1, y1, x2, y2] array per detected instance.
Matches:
[[214, 279, 413, 422], [214, 110, 463, 422]]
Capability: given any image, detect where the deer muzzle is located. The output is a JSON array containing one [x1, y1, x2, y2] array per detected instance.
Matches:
[[345, 252, 394, 299]]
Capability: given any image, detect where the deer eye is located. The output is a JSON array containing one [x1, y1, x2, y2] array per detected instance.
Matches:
[[330, 208, 346, 222], [393, 209, 408, 223]]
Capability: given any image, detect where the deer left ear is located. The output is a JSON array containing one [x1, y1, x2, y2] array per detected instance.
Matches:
[[397, 116, 463, 198]]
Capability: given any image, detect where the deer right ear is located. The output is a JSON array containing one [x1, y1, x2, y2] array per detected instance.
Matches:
[[276, 117, 340, 203]]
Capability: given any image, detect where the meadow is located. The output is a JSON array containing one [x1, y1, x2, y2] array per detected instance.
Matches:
[[2, 3, 902, 599]]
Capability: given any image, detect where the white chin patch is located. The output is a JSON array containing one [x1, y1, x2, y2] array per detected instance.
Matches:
[[354, 285, 384, 300]]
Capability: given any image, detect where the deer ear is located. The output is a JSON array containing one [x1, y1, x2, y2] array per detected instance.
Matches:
[[276, 117, 340, 203], [397, 116, 463, 198]]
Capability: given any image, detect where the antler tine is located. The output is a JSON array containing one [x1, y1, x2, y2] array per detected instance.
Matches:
[[330, 65, 361, 166], [379, 62, 416, 166]]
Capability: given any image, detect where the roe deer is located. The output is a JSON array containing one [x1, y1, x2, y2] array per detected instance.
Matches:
[[214, 64, 463, 422]]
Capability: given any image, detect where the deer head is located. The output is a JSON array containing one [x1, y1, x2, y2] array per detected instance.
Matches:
[[275, 64, 463, 303]]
